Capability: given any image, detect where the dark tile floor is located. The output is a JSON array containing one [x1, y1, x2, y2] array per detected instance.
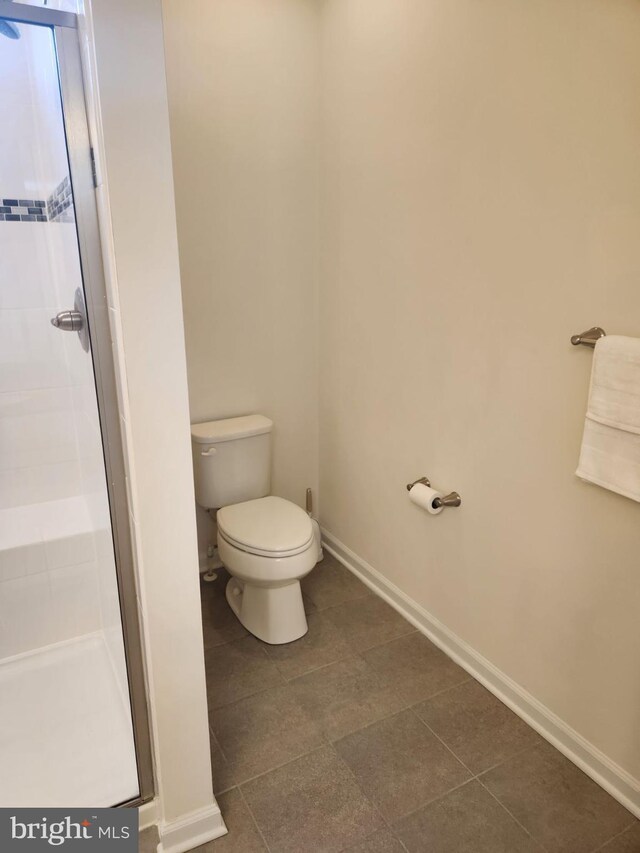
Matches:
[[143, 554, 639, 853]]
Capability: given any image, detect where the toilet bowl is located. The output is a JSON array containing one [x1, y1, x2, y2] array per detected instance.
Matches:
[[217, 495, 317, 644]]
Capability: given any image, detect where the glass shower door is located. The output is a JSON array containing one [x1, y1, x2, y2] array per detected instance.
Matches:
[[0, 7, 148, 807]]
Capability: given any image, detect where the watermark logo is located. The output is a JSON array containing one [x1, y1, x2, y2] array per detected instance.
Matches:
[[1, 809, 137, 851]]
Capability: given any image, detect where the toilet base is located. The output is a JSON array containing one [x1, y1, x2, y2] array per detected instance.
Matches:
[[225, 576, 308, 645]]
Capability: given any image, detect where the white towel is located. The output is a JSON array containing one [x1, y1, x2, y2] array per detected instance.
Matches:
[[576, 335, 640, 501]]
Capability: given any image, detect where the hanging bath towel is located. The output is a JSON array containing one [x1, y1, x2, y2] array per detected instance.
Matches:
[[576, 335, 640, 501]]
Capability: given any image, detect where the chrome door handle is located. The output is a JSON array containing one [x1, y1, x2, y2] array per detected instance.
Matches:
[[51, 310, 84, 331], [51, 289, 90, 352]]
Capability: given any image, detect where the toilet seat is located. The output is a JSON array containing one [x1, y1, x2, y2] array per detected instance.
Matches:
[[217, 496, 314, 558]]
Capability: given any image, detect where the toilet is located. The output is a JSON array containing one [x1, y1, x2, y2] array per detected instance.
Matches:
[[191, 415, 320, 644]]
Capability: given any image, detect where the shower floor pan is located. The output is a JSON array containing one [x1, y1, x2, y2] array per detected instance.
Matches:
[[0, 632, 138, 807]]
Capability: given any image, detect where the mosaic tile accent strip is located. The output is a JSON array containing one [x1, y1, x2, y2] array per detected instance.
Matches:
[[47, 175, 75, 223], [0, 176, 75, 224], [0, 198, 47, 222]]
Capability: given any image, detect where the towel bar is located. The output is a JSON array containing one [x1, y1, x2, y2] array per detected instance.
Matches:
[[571, 327, 606, 348]]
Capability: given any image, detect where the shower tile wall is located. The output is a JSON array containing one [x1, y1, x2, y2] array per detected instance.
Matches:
[[0, 198, 48, 222], [0, 226, 86, 501], [0, 178, 75, 223], [0, 223, 107, 658]]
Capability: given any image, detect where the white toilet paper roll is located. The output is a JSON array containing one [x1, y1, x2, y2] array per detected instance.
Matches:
[[408, 483, 444, 515]]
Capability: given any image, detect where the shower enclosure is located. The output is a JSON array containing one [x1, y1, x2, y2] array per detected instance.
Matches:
[[0, 2, 152, 807]]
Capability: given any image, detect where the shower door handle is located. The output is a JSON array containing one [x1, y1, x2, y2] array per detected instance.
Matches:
[[51, 289, 91, 353], [51, 310, 84, 331]]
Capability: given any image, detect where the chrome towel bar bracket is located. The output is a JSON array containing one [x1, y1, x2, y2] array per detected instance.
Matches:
[[571, 327, 606, 348], [406, 476, 461, 508]]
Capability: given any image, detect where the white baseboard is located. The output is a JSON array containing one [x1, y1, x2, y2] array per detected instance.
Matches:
[[138, 798, 158, 830], [321, 528, 640, 819], [157, 803, 227, 853]]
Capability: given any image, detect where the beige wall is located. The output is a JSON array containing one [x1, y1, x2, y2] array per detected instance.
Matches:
[[86, 0, 221, 840], [162, 0, 320, 543], [319, 0, 640, 782], [160, 0, 640, 793]]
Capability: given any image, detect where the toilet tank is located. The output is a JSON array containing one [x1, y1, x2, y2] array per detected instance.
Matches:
[[191, 415, 273, 509]]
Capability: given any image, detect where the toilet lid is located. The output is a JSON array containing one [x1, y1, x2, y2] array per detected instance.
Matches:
[[217, 496, 314, 557]]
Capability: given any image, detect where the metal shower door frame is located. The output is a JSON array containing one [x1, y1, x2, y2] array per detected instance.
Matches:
[[0, 0, 154, 808]]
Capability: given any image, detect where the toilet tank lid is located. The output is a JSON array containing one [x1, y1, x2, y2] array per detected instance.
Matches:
[[191, 414, 273, 445]]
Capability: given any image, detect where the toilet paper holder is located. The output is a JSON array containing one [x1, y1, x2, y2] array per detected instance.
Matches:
[[406, 477, 461, 508]]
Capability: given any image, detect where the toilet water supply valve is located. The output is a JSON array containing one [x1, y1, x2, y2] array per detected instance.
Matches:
[[203, 544, 224, 581], [202, 544, 218, 583]]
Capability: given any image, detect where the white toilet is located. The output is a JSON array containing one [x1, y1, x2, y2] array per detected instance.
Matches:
[[191, 415, 319, 644]]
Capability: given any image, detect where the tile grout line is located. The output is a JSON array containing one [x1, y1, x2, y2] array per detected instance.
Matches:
[[234, 736, 408, 852], [406, 705, 473, 777], [236, 785, 273, 853], [208, 731, 243, 799], [208, 650, 468, 719], [289, 654, 468, 729], [392, 777, 476, 829], [212, 727, 328, 794], [272, 649, 357, 683], [338, 824, 410, 853], [471, 740, 546, 779], [410, 708, 550, 851], [264, 612, 418, 673], [212, 679, 410, 795], [475, 776, 552, 852], [475, 744, 638, 853], [331, 737, 413, 853], [289, 613, 507, 847], [220, 700, 411, 792], [209, 724, 230, 763], [304, 591, 372, 614], [234, 744, 329, 792], [326, 686, 469, 751], [334, 703, 414, 743], [345, 625, 418, 656], [385, 764, 525, 847], [286, 657, 470, 708], [208, 672, 286, 710], [401, 673, 473, 707], [207, 722, 239, 798], [210, 644, 418, 795], [304, 709, 406, 853], [233, 670, 366, 787], [207, 608, 451, 714], [591, 820, 639, 853], [266, 614, 425, 681], [335, 823, 409, 853]]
